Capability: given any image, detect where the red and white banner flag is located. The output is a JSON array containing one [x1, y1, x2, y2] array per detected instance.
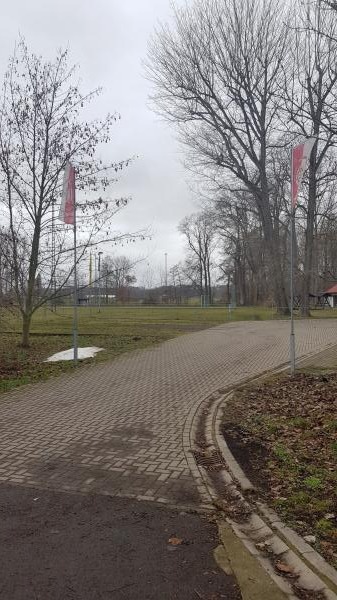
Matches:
[[59, 162, 75, 224], [291, 138, 316, 209]]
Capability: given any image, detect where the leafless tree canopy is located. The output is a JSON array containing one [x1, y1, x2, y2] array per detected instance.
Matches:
[[0, 40, 143, 345], [147, 0, 337, 314], [179, 211, 216, 304], [101, 255, 137, 302], [147, 0, 292, 312]]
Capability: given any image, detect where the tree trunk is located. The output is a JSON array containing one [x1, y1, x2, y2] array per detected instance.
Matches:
[[259, 130, 289, 315], [268, 236, 289, 314], [259, 190, 289, 315], [22, 312, 32, 347], [21, 217, 41, 346]]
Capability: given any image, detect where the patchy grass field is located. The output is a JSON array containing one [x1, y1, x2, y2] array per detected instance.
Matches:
[[1, 304, 337, 394], [222, 372, 337, 567], [0, 304, 275, 393], [3, 304, 277, 333]]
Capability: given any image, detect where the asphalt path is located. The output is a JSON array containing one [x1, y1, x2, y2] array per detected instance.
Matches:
[[0, 483, 241, 600]]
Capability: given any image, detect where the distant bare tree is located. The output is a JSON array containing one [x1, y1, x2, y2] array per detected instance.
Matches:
[[204, 138, 291, 307], [214, 195, 267, 305], [169, 263, 185, 303], [102, 255, 136, 302], [179, 211, 216, 304]]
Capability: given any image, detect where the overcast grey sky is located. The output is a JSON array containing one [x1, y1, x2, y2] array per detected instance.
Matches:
[[0, 0, 196, 286]]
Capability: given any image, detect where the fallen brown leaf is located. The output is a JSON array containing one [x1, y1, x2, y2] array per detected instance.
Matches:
[[275, 561, 296, 577], [168, 536, 183, 546]]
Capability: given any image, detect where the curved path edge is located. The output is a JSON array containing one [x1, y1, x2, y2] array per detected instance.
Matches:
[[185, 355, 337, 600]]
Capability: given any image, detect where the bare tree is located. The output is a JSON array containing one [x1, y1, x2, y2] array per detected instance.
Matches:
[[322, 0, 337, 11], [169, 263, 185, 304], [285, 0, 337, 315], [102, 255, 136, 303], [214, 194, 268, 305], [0, 227, 13, 302], [147, 0, 292, 313], [0, 41, 140, 346], [179, 211, 216, 305]]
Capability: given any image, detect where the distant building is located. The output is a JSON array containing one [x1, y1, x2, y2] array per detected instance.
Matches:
[[323, 283, 337, 308]]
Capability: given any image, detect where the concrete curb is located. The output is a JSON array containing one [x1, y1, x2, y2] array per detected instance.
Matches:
[[216, 520, 295, 599], [182, 389, 220, 507], [214, 391, 337, 599], [184, 343, 337, 599], [214, 393, 254, 493], [189, 392, 296, 597], [257, 502, 337, 591]]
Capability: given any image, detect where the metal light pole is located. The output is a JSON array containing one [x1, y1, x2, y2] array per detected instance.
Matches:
[[59, 162, 77, 363], [165, 252, 168, 288], [51, 198, 56, 312], [98, 251, 103, 313], [94, 254, 97, 305]]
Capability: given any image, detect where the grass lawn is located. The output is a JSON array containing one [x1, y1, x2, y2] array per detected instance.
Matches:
[[221, 371, 337, 567], [1, 304, 337, 394], [0, 304, 275, 393], [4, 304, 277, 334]]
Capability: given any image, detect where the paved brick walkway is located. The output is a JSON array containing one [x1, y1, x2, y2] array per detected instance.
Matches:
[[0, 319, 336, 506]]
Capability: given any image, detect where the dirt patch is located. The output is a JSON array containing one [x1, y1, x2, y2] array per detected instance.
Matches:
[[0, 483, 241, 600], [221, 372, 337, 567], [223, 424, 269, 491]]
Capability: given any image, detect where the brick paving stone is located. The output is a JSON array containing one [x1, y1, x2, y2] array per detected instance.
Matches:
[[0, 319, 336, 506]]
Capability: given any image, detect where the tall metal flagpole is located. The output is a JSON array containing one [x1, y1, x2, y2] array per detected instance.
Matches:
[[165, 252, 168, 288], [98, 251, 103, 313], [59, 162, 78, 363], [290, 165, 296, 375], [73, 169, 78, 364], [289, 136, 316, 375]]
